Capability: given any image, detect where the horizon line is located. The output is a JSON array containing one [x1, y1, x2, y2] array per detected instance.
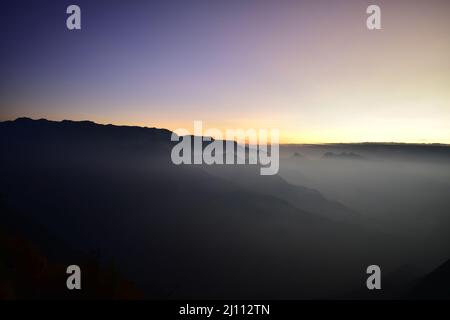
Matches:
[[2, 116, 449, 146]]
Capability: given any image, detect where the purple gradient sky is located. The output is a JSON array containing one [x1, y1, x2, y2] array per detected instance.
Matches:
[[1, 0, 449, 143]]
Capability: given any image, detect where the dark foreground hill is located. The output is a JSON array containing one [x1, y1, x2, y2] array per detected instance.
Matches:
[[408, 259, 450, 299], [0, 118, 442, 299]]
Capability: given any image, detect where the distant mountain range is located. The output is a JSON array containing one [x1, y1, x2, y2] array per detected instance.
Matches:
[[0, 118, 448, 299], [322, 151, 364, 160]]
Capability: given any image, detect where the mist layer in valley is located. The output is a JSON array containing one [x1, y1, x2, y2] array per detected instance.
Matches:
[[280, 144, 450, 270]]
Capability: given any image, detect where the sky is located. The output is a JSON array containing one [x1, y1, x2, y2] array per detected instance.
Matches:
[[1, 0, 449, 143]]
